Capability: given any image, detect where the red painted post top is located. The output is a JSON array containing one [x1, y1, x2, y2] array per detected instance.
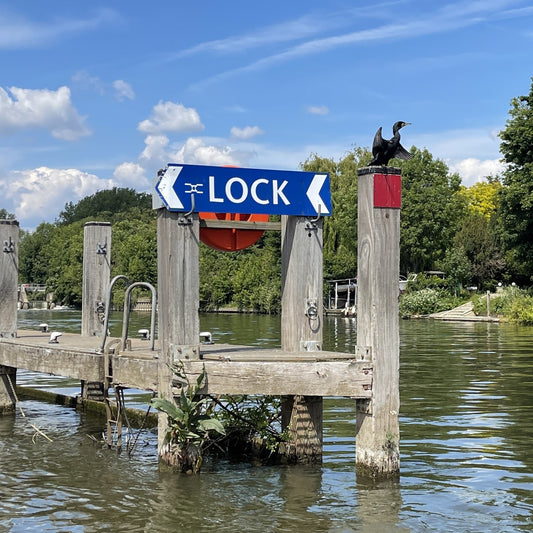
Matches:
[[373, 173, 402, 208]]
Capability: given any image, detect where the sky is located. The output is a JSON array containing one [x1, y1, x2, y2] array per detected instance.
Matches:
[[1, 0, 532, 230]]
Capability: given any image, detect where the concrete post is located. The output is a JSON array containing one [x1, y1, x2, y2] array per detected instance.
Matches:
[[280, 215, 323, 463], [81, 222, 112, 401], [355, 167, 401, 477], [0, 220, 19, 414]]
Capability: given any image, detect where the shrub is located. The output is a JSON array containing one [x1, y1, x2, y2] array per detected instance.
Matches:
[[399, 288, 440, 317]]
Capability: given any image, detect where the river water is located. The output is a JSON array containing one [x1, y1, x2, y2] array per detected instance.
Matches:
[[1, 310, 533, 532]]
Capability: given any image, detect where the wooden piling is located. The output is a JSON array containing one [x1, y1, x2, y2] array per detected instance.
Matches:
[[81, 222, 111, 401], [156, 209, 200, 459], [82, 222, 112, 337], [280, 215, 324, 463], [0, 220, 19, 414], [355, 167, 401, 477]]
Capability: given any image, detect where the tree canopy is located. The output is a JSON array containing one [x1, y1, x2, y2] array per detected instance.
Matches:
[[498, 77, 533, 281], [399, 148, 466, 273], [57, 187, 152, 225]]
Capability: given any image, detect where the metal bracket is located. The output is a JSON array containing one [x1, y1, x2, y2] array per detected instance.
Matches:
[[172, 344, 200, 361], [305, 298, 319, 320], [3, 237, 14, 253], [355, 346, 372, 361], [300, 340, 320, 351], [178, 193, 195, 225], [305, 205, 322, 235], [96, 238, 107, 255]]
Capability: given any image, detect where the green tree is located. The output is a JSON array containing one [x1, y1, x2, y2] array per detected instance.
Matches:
[[42, 221, 85, 306], [400, 148, 467, 273], [301, 148, 370, 280], [18, 222, 56, 283], [453, 212, 505, 289], [232, 244, 281, 313], [199, 246, 239, 310], [57, 187, 151, 225], [457, 177, 502, 219], [112, 211, 157, 285], [498, 77, 533, 282], [0, 208, 15, 220]]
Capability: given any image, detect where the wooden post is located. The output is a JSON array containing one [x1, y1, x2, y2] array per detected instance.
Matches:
[[356, 167, 401, 477], [82, 222, 112, 336], [280, 215, 323, 463], [0, 220, 19, 414], [156, 209, 200, 463], [81, 222, 111, 401]]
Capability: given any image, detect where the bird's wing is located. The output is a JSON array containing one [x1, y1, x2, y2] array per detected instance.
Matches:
[[394, 143, 412, 161], [371, 127, 383, 154]]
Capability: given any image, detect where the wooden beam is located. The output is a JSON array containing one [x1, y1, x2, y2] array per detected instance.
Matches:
[[0, 341, 104, 382], [199, 219, 281, 231]]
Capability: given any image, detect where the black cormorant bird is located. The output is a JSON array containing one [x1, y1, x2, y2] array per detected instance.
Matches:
[[369, 121, 412, 166]]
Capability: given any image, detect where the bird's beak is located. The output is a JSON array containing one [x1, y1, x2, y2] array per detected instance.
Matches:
[[404, 122, 411, 126]]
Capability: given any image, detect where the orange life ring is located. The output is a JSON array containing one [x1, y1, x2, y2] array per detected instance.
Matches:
[[199, 212, 269, 251], [199, 165, 268, 251]]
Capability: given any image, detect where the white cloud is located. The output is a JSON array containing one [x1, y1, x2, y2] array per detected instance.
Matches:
[[307, 105, 329, 115], [113, 162, 146, 187], [0, 86, 90, 140], [170, 138, 239, 166], [448, 157, 505, 186], [0, 167, 114, 229], [230, 125, 265, 140], [71, 70, 105, 95], [138, 101, 204, 134], [112, 80, 135, 101], [0, 8, 119, 49], [139, 135, 170, 166], [410, 126, 504, 185]]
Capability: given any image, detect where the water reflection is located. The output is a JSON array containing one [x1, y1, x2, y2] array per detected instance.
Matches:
[[3, 311, 533, 531]]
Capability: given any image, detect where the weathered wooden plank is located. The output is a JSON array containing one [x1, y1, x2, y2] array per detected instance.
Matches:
[[1, 331, 372, 397], [0, 341, 104, 381], [174, 360, 372, 397], [112, 356, 159, 391], [200, 220, 281, 231]]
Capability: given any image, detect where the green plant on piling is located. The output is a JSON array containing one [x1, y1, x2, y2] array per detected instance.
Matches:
[[151, 362, 225, 473], [213, 395, 290, 457]]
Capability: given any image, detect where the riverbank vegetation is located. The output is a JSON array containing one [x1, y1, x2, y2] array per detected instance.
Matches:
[[9, 79, 533, 323]]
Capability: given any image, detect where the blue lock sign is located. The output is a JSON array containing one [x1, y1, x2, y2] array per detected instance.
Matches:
[[155, 163, 331, 217]]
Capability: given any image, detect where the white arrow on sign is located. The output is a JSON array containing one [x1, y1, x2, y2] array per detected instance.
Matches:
[[306, 174, 330, 215], [157, 165, 184, 209]]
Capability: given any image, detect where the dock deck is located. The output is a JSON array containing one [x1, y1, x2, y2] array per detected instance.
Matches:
[[0, 329, 373, 398]]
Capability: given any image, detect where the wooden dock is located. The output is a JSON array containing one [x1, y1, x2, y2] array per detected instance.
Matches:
[[0, 329, 373, 397], [1, 165, 402, 476]]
